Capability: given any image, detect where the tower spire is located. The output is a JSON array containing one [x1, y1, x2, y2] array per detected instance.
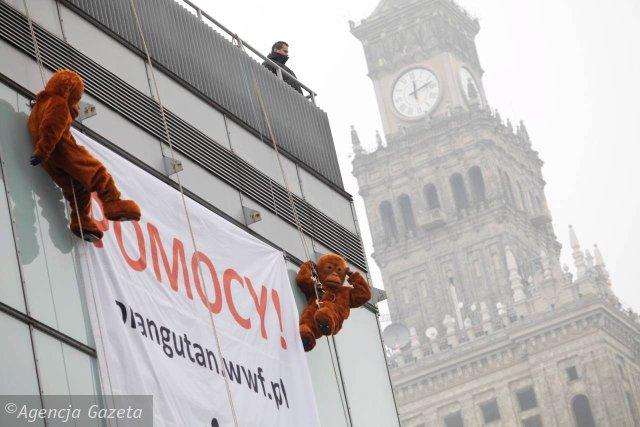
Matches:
[[585, 249, 594, 269], [569, 225, 586, 278], [593, 244, 605, 267], [593, 244, 612, 289]]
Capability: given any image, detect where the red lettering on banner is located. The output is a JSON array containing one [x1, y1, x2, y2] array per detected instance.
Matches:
[[148, 223, 193, 300], [191, 251, 223, 314], [244, 276, 269, 339], [114, 221, 147, 271], [97, 217, 288, 349], [271, 289, 287, 350], [223, 269, 251, 330]]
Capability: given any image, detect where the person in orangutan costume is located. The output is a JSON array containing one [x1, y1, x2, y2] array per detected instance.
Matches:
[[28, 69, 141, 241], [297, 253, 372, 351]]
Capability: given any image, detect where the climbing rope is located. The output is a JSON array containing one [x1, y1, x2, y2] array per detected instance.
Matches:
[[127, 1, 239, 425], [234, 37, 352, 425], [21, 0, 120, 422], [22, 0, 45, 87], [233, 36, 325, 306]]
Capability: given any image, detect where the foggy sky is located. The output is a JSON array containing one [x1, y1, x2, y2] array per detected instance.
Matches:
[[192, 0, 640, 313]]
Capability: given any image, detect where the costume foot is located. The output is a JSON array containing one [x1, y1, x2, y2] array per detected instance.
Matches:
[[103, 199, 141, 221], [318, 321, 331, 335], [314, 310, 335, 336], [301, 336, 315, 352], [70, 219, 104, 242], [300, 325, 317, 352]]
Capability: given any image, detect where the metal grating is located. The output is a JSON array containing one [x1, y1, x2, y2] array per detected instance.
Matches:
[[0, 1, 367, 270], [60, 0, 344, 189]]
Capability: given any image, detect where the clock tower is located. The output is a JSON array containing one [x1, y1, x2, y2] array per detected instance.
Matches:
[[350, 0, 486, 135], [350, 0, 560, 338]]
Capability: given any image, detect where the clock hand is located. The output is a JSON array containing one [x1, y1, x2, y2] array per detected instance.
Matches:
[[409, 81, 433, 97], [412, 79, 418, 100]]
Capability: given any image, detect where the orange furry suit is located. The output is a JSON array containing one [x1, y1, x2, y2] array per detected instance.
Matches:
[[28, 70, 141, 241], [297, 253, 372, 351]]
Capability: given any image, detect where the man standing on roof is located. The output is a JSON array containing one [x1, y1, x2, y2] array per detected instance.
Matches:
[[263, 41, 303, 94]]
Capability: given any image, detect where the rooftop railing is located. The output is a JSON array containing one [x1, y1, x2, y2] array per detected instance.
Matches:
[[178, 0, 318, 105]]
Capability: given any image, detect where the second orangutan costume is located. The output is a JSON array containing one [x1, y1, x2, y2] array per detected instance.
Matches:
[[28, 70, 141, 241], [297, 253, 372, 351]]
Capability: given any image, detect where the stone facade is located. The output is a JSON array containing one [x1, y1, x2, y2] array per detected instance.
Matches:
[[350, 0, 640, 425]]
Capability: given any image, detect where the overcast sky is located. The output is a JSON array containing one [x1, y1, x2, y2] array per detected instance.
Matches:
[[192, 0, 640, 313]]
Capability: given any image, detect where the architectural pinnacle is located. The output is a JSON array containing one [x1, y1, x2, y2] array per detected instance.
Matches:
[[505, 246, 525, 302], [376, 130, 384, 149], [540, 250, 552, 281], [585, 249, 594, 269], [518, 120, 529, 139], [569, 224, 580, 249], [494, 109, 502, 125], [569, 225, 586, 279], [593, 244, 605, 267], [442, 314, 457, 335], [409, 327, 420, 348], [350, 125, 363, 154], [593, 244, 611, 288]]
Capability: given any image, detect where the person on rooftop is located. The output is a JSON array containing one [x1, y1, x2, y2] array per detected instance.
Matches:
[[262, 41, 303, 95]]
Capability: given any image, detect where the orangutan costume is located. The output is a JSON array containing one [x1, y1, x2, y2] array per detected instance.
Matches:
[[297, 253, 372, 351], [28, 70, 141, 241]]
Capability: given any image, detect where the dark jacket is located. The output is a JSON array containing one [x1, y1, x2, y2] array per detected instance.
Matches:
[[262, 52, 303, 94]]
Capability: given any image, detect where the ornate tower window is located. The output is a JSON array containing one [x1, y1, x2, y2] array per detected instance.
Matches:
[[479, 399, 501, 424], [449, 173, 470, 211], [443, 410, 464, 427], [571, 394, 596, 427], [468, 166, 486, 203], [516, 182, 528, 211], [501, 171, 516, 206], [515, 386, 538, 411], [398, 194, 418, 237], [379, 200, 399, 243], [423, 183, 441, 210]]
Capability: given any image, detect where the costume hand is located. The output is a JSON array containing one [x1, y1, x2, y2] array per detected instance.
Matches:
[[30, 155, 41, 166]]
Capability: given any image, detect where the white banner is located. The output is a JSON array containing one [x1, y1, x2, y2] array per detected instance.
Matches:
[[74, 130, 319, 426]]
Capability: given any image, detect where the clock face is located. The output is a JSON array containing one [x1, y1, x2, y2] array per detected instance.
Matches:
[[459, 67, 481, 105], [392, 68, 440, 118]]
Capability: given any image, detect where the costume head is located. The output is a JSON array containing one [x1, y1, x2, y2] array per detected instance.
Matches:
[[317, 253, 347, 290], [40, 69, 84, 118], [28, 68, 141, 242]]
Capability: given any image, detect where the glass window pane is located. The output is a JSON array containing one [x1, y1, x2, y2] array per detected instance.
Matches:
[[32, 330, 100, 395], [566, 366, 579, 382], [0, 90, 93, 346], [0, 89, 26, 312], [334, 308, 399, 426], [33, 330, 102, 426], [0, 312, 41, 395], [444, 410, 464, 427], [480, 399, 501, 423], [0, 167, 25, 312], [522, 414, 543, 427], [516, 386, 538, 411]]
